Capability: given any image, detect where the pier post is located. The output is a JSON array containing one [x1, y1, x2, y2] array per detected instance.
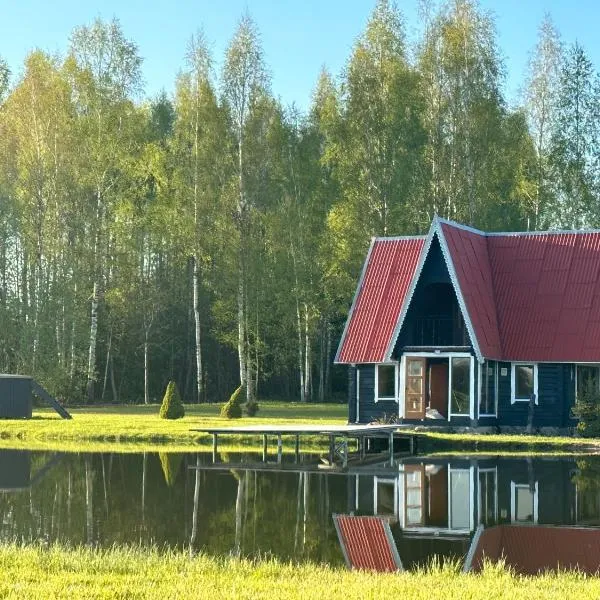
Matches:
[[294, 435, 300, 463], [212, 433, 218, 463], [262, 434, 268, 462], [342, 437, 348, 469], [388, 432, 394, 466], [329, 435, 335, 465], [277, 434, 283, 464]]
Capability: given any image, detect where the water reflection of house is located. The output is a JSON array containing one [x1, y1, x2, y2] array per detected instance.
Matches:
[[349, 456, 584, 568]]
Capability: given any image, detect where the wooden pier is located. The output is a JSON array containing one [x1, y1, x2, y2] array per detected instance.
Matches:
[[191, 424, 412, 467]]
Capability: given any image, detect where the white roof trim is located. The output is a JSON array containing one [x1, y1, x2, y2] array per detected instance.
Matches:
[[383, 225, 436, 361], [435, 219, 484, 363], [334, 238, 377, 364], [384, 217, 485, 363]]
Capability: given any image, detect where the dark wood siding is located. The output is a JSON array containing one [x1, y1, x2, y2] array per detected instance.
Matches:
[[357, 365, 398, 423], [497, 363, 572, 427], [348, 366, 357, 423]]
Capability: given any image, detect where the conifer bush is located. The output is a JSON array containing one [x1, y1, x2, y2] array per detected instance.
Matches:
[[220, 385, 244, 419], [245, 400, 259, 417], [159, 380, 185, 420]]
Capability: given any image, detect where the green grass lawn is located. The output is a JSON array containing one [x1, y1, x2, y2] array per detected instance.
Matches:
[[0, 544, 596, 599], [0, 401, 347, 453], [0, 401, 599, 454]]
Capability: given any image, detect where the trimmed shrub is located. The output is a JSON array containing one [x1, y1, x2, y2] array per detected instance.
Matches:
[[159, 381, 185, 420], [572, 379, 600, 437], [245, 400, 259, 417], [220, 385, 244, 419]]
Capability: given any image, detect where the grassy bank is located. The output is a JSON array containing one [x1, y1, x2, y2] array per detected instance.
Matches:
[[0, 402, 599, 454], [0, 544, 596, 599], [0, 402, 347, 453]]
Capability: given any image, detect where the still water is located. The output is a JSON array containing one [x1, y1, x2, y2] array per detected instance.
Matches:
[[1, 449, 600, 571]]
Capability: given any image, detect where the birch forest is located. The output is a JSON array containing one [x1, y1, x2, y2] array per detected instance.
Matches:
[[1, 0, 600, 404]]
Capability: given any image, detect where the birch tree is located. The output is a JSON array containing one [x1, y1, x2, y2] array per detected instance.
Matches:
[[222, 14, 268, 402]]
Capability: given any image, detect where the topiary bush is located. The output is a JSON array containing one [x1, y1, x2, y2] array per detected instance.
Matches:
[[245, 400, 259, 417], [159, 380, 185, 420], [220, 385, 244, 419], [572, 379, 600, 437]]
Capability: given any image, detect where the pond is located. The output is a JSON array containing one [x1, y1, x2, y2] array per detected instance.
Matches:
[[1, 449, 600, 573]]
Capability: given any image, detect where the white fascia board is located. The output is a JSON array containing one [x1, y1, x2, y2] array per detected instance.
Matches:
[[383, 224, 437, 361], [434, 218, 484, 364]]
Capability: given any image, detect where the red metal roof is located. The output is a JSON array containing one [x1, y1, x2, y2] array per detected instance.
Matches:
[[335, 237, 425, 364], [440, 223, 503, 360], [488, 231, 600, 362], [333, 514, 402, 571], [468, 525, 600, 575], [337, 219, 600, 363]]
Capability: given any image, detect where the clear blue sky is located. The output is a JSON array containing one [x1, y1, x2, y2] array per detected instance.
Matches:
[[2, 0, 600, 111]]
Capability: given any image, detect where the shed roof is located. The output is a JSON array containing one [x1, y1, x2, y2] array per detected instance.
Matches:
[[467, 525, 600, 575], [336, 218, 600, 363]]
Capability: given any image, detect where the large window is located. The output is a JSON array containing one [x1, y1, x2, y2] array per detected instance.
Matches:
[[576, 365, 600, 401], [450, 357, 470, 415], [479, 361, 498, 416], [511, 363, 538, 404], [376, 364, 397, 401]]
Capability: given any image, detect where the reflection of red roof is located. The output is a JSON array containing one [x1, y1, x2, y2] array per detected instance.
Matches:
[[336, 218, 600, 363], [333, 514, 402, 572], [335, 238, 425, 364], [469, 525, 600, 575]]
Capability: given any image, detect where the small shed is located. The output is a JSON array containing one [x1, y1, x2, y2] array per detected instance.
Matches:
[[0, 375, 33, 419]]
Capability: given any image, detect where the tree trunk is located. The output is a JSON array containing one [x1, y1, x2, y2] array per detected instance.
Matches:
[[86, 281, 99, 403], [144, 331, 149, 405], [193, 256, 203, 403]]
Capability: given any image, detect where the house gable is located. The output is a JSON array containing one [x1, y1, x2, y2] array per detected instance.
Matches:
[[392, 234, 473, 354]]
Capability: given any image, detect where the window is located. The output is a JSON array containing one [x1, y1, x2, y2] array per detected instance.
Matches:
[[576, 365, 600, 401], [478, 469, 497, 526], [511, 363, 538, 404], [449, 469, 471, 530], [450, 357, 470, 415], [376, 364, 397, 401], [511, 481, 538, 524], [479, 361, 498, 416]]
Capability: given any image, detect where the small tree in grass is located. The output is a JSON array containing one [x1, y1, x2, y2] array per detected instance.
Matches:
[[572, 379, 600, 437], [245, 399, 259, 417], [221, 385, 244, 419], [159, 380, 185, 419]]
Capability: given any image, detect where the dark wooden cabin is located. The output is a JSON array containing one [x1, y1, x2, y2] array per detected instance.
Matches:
[[336, 217, 600, 429]]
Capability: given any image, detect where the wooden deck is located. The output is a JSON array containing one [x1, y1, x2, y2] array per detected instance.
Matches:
[[191, 424, 410, 467]]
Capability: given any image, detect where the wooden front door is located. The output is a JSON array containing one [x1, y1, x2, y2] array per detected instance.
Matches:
[[405, 357, 426, 419], [429, 362, 449, 418]]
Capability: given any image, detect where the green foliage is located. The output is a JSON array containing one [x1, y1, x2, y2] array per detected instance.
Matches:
[[220, 385, 244, 419], [158, 452, 183, 487], [572, 380, 600, 437], [245, 400, 259, 417], [159, 381, 185, 420]]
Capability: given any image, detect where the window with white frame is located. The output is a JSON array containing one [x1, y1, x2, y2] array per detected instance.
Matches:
[[479, 360, 498, 416], [511, 363, 538, 404], [511, 481, 538, 524], [375, 363, 397, 401]]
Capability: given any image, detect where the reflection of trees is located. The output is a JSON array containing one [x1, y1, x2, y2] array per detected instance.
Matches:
[[573, 459, 600, 525], [0, 451, 346, 565]]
